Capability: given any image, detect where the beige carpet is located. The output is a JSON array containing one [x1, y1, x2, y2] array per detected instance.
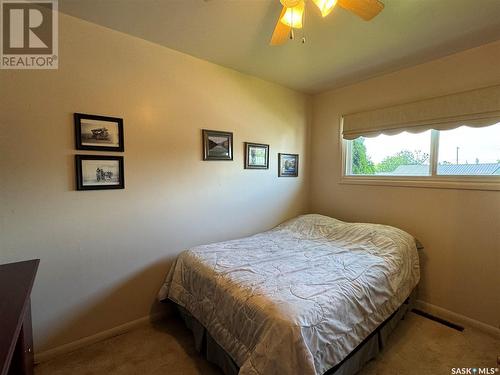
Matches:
[[35, 312, 499, 375]]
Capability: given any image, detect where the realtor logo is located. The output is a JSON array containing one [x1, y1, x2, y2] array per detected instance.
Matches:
[[1, 0, 58, 69]]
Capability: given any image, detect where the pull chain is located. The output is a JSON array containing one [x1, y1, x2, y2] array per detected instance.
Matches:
[[301, 8, 306, 44]]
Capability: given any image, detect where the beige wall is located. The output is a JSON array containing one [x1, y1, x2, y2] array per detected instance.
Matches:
[[310, 40, 500, 329], [0, 14, 310, 352]]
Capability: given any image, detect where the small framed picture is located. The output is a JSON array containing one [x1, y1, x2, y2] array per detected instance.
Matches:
[[245, 142, 269, 169], [74, 113, 124, 152], [202, 129, 233, 160], [75, 155, 124, 190], [278, 153, 299, 177]]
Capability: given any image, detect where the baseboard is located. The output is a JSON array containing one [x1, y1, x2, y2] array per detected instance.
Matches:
[[34, 312, 167, 364], [35, 301, 499, 364], [415, 300, 500, 338]]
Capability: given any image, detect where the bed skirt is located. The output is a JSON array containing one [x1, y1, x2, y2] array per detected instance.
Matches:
[[173, 287, 417, 375]]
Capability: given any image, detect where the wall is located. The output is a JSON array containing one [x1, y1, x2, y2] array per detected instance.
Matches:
[[0, 13, 310, 352], [310, 40, 500, 329]]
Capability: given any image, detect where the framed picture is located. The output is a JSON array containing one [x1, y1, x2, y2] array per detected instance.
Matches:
[[75, 155, 124, 190], [202, 129, 233, 160], [74, 113, 124, 152], [278, 153, 299, 177], [245, 142, 269, 169]]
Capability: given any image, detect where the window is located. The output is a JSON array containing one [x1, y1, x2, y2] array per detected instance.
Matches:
[[437, 125, 500, 175], [346, 131, 432, 176], [343, 123, 500, 189]]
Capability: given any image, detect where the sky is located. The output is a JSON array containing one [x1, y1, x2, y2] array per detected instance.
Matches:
[[362, 124, 500, 165]]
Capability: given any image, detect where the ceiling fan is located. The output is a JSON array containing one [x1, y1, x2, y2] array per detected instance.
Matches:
[[270, 0, 384, 45]]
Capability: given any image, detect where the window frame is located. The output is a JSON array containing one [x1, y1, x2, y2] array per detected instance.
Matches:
[[340, 128, 500, 191]]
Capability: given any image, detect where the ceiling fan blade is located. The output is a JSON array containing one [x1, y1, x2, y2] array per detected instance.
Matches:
[[337, 0, 384, 20], [270, 6, 291, 45]]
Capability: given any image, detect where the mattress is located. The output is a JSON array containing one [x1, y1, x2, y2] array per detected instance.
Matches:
[[158, 214, 420, 375]]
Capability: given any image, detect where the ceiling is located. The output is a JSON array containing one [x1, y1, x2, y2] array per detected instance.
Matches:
[[59, 0, 500, 94]]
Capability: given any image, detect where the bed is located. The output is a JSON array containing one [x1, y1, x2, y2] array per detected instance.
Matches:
[[158, 214, 420, 375]]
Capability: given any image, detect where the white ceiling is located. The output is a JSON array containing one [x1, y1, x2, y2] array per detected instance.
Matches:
[[59, 0, 500, 93]]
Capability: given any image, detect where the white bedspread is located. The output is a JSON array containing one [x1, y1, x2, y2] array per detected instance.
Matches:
[[158, 214, 420, 375]]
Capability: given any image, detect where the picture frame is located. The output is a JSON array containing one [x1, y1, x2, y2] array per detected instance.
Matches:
[[202, 129, 233, 161], [74, 113, 124, 152], [75, 155, 124, 190], [244, 142, 269, 169], [278, 153, 299, 177]]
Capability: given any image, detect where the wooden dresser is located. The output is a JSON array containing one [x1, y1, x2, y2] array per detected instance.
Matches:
[[0, 259, 39, 375]]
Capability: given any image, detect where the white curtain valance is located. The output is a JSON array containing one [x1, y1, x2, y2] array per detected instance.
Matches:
[[342, 84, 500, 140]]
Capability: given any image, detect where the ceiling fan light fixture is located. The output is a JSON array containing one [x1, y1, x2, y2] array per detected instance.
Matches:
[[271, 0, 385, 46], [313, 0, 338, 17], [280, 0, 305, 28], [280, 0, 301, 7]]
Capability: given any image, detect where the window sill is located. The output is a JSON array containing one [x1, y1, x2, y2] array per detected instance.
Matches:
[[340, 176, 500, 191]]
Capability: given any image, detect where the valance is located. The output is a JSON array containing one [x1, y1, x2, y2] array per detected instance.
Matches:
[[342, 84, 500, 140]]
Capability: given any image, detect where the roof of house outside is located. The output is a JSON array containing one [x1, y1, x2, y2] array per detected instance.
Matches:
[[377, 163, 500, 176]]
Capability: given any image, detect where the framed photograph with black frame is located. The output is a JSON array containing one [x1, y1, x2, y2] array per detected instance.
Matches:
[[278, 153, 299, 177], [244, 142, 269, 169], [74, 113, 124, 152], [202, 129, 233, 160], [75, 155, 125, 190]]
